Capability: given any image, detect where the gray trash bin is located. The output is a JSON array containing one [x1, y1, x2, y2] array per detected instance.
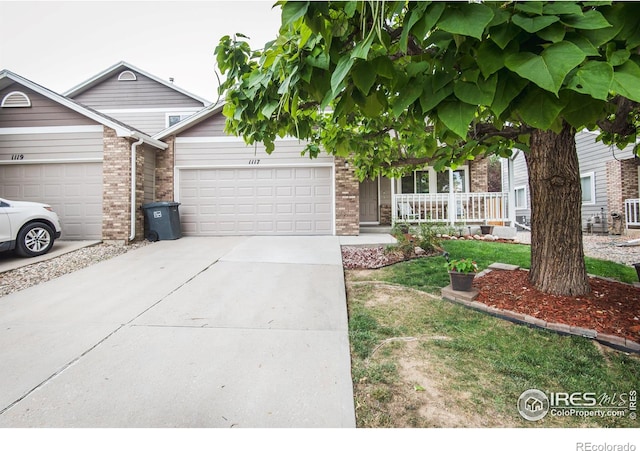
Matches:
[[142, 202, 182, 241]]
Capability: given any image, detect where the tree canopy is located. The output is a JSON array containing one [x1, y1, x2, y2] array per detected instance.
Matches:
[[215, 1, 640, 179]]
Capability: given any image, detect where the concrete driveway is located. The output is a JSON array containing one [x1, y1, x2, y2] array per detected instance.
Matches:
[[0, 236, 355, 427]]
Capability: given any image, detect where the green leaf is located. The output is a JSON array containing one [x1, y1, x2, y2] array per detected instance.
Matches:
[[261, 100, 279, 118], [476, 41, 505, 78], [490, 23, 520, 50], [371, 56, 395, 79], [352, 61, 376, 95], [543, 2, 584, 16], [351, 31, 375, 60], [400, 2, 427, 52], [566, 61, 614, 100], [437, 3, 494, 40], [514, 2, 544, 15], [560, 90, 607, 128], [453, 75, 498, 105], [607, 48, 630, 66], [411, 2, 446, 43], [565, 35, 601, 57], [419, 77, 453, 112], [505, 41, 586, 95], [560, 10, 612, 30], [361, 90, 386, 117], [392, 82, 423, 117], [536, 22, 566, 42], [515, 88, 564, 130], [330, 55, 355, 95], [437, 101, 476, 138], [612, 60, 640, 102], [512, 14, 559, 33], [281, 1, 309, 28], [491, 72, 528, 118]]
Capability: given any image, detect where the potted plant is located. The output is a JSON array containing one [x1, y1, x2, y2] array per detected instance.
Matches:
[[445, 258, 478, 291]]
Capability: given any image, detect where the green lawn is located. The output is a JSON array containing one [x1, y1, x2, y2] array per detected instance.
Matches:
[[347, 239, 640, 427], [379, 239, 638, 293]]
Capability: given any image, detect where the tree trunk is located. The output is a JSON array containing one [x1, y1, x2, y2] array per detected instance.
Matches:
[[524, 122, 591, 296]]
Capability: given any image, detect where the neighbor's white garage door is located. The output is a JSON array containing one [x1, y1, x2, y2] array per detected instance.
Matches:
[[0, 163, 103, 240], [178, 166, 333, 235]]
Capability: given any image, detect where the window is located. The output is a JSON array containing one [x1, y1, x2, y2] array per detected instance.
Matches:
[[1, 91, 31, 108], [400, 167, 468, 194], [166, 113, 193, 127], [514, 186, 527, 209], [581, 172, 595, 205], [117, 70, 137, 81]]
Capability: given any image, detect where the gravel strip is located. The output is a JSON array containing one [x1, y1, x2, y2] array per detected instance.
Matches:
[[0, 241, 150, 298], [518, 232, 640, 267]]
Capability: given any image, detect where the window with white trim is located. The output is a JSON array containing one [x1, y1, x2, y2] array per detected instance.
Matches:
[[166, 113, 193, 127], [581, 172, 596, 205], [400, 167, 469, 194], [1, 91, 31, 108], [118, 70, 137, 81], [514, 186, 527, 209]]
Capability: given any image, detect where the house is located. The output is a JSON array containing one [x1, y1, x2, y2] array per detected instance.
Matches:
[[1, 62, 501, 242], [504, 129, 639, 234]]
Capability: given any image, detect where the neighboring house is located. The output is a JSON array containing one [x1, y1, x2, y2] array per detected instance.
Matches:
[[0, 69, 166, 241], [1, 63, 500, 242], [503, 129, 639, 234], [64, 62, 211, 135]]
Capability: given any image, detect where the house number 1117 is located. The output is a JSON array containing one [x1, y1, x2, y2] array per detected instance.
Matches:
[[249, 159, 260, 165]]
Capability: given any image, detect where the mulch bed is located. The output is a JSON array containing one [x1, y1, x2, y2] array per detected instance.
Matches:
[[473, 269, 640, 342]]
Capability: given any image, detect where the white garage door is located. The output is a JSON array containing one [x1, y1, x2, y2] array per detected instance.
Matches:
[[0, 163, 103, 240], [179, 166, 333, 235]]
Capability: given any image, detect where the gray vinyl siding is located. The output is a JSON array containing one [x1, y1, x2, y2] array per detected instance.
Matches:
[[0, 130, 103, 162], [0, 85, 96, 128], [104, 111, 167, 136], [575, 131, 634, 227], [505, 130, 637, 229], [70, 71, 205, 109], [175, 138, 332, 167], [178, 114, 227, 137]]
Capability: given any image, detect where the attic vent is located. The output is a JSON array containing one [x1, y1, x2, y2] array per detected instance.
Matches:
[[1, 91, 31, 108], [118, 70, 137, 81]]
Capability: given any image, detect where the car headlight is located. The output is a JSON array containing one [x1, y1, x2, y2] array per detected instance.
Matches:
[[44, 206, 54, 212]]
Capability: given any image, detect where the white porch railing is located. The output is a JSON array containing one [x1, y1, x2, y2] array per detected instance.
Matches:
[[393, 192, 510, 225], [625, 198, 640, 227]]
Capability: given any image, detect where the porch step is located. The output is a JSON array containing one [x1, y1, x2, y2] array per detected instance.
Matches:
[[360, 225, 392, 234]]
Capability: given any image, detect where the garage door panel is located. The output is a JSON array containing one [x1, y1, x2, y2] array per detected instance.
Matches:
[[179, 167, 333, 236], [0, 163, 102, 240]]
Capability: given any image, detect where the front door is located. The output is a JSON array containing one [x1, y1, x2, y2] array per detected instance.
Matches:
[[359, 178, 379, 223]]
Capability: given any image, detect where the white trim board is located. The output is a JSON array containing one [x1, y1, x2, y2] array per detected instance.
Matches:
[[175, 136, 302, 144], [0, 125, 104, 135], [0, 158, 103, 165]]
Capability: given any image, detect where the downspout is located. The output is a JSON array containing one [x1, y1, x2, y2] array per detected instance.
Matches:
[[130, 136, 144, 242]]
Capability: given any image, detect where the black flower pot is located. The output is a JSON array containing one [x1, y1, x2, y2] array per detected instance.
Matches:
[[449, 271, 476, 291]]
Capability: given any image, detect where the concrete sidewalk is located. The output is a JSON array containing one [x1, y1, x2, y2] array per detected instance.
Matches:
[[0, 236, 355, 427]]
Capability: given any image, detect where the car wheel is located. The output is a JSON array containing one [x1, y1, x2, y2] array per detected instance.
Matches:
[[16, 222, 54, 257]]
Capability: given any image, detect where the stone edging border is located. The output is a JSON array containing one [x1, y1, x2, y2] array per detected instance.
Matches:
[[441, 264, 640, 355]]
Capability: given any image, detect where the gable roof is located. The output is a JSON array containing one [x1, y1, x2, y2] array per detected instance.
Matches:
[[153, 101, 225, 140], [64, 61, 211, 107], [0, 69, 167, 150]]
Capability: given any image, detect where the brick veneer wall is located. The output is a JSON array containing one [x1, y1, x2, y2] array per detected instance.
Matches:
[[334, 157, 360, 235], [470, 157, 489, 192], [607, 158, 639, 228], [102, 127, 132, 242], [156, 135, 175, 201]]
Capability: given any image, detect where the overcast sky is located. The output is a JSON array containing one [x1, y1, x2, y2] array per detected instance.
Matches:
[[0, 0, 282, 102]]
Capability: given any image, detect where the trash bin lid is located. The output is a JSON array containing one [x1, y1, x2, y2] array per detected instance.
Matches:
[[142, 201, 180, 209]]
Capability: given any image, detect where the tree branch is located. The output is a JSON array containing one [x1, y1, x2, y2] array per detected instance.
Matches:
[[470, 123, 534, 142], [597, 96, 640, 137]]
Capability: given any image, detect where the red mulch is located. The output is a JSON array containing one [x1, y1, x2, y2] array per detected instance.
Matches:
[[473, 270, 640, 342]]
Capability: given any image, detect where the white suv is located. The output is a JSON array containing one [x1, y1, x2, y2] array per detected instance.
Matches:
[[0, 198, 62, 257]]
